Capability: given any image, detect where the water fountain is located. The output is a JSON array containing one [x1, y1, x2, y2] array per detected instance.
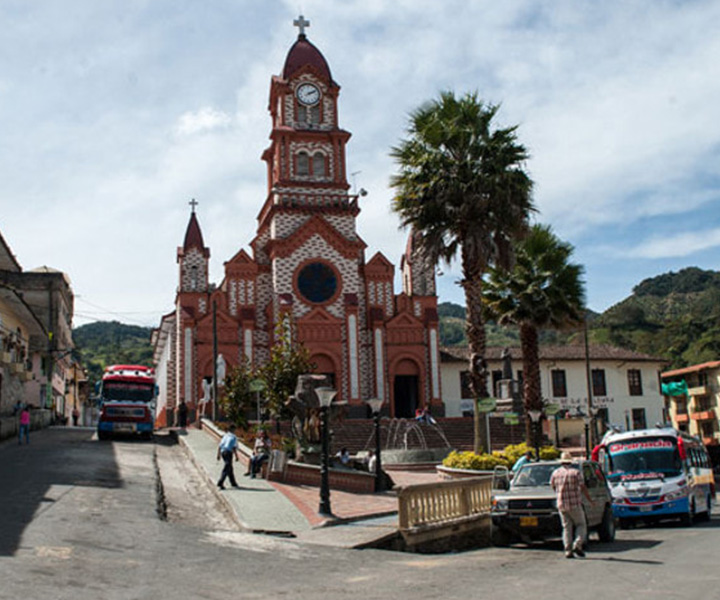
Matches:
[[363, 417, 454, 465]]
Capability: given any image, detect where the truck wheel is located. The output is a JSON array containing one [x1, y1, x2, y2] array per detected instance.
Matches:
[[598, 506, 616, 542], [491, 527, 513, 547], [680, 498, 696, 526]]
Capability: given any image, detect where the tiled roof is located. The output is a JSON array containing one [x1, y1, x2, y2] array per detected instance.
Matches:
[[662, 361, 720, 378], [440, 344, 667, 363]]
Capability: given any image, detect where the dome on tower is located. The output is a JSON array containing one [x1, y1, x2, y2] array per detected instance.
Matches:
[[282, 35, 333, 83]]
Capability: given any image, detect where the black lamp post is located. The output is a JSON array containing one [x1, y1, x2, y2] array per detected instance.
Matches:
[[317, 386, 336, 516], [366, 398, 384, 492], [583, 413, 591, 459]]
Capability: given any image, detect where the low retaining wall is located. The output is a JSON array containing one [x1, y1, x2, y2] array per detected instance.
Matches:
[[395, 475, 494, 552], [0, 409, 53, 442], [200, 419, 375, 493]]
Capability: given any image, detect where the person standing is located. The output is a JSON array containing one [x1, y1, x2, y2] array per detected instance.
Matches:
[[18, 406, 30, 445], [177, 401, 188, 429], [72, 406, 80, 427], [216, 427, 240, 490], [550, 451, 593, 558], [512, 450, 533, 475]]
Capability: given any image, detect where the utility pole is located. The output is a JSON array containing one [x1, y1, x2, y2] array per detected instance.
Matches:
[[212, 300, 218, 422]]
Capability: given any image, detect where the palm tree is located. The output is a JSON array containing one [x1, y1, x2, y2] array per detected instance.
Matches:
[[482, 224, 585, 445], [390, 91, 535, 453]]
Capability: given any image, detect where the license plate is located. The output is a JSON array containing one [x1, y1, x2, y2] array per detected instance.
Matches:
[[520, 516, 538, 527], [639, 506, 652, 512], [114, 423, 136, 432]]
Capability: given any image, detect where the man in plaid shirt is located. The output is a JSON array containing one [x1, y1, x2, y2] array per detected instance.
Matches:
[[550, 451, 594, 558]]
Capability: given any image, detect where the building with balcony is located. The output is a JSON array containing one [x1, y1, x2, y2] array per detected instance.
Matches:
[[0, 230, 75, 418], [662, 361, 720, 456]]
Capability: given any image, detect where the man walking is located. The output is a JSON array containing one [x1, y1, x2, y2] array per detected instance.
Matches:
[[216, 426, 240, 490], [550, 451, 593, 558]]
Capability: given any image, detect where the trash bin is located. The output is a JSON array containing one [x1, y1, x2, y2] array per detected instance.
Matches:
[[270, 449, 287, 473]]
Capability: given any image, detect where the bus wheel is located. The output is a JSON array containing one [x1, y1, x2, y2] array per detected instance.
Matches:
[[598, 506, 616, 542], [698, 494, 712, 522], [680, 499, 695, 526]]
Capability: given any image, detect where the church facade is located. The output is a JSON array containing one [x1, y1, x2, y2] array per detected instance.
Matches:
[[152, 21, 442, 425]]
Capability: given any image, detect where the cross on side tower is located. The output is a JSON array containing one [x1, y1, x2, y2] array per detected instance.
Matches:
[[293, 14, 310, 37], [189, 198, 198, 212]]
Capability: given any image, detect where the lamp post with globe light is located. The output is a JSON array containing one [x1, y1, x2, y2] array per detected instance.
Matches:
[[316, 386, 336, 516], [366, 398, 384, 492]]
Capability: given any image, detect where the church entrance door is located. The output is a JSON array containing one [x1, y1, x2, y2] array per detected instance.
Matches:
[[393, 375, 419, 418]]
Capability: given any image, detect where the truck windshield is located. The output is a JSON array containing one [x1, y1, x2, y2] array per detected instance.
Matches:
[[102, 382, 155, 403], [512, 463, 567, 487], [606, 437, 682, 482]]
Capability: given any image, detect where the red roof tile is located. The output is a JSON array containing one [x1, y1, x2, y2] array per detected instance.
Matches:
[[283, 35, 333, 82]]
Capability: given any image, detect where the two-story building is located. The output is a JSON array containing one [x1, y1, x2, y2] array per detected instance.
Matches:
[[441, 344, 668, 446], [662, 361, 720, 459], [0, 230, 75, 421]]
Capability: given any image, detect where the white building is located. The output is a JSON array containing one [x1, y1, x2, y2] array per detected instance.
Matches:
[[440, 345, 668, 445]]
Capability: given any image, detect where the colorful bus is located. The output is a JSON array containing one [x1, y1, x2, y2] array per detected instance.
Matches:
[[596, 427, 714, 526], [97, 365, 157, 440]]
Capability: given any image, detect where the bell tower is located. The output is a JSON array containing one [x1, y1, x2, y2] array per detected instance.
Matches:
[[177, 199, 210, 295]]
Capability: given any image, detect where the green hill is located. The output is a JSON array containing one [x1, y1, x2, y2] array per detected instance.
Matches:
[[593, 267, 720, 368], [73, 321, 153, 387]]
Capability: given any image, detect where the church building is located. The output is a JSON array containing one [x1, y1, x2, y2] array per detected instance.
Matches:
[[152, 19, 442, 426]]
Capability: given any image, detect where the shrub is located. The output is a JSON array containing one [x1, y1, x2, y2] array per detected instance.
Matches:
[[539, 445, 561, 460], [443, 450, 510, 471]]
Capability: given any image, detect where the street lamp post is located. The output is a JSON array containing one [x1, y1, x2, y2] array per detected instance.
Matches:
[[366, 398, 384, 492], [317, 386, 337, 516], [583, 413, 592, 459], [527, 410, 543, 460]]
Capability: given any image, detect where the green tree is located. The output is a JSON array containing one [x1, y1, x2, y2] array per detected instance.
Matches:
[[390, 91, 535, 453], [257, 312, 314, 422], [220, 359, 256, 429], [482, 224, 585, 444]]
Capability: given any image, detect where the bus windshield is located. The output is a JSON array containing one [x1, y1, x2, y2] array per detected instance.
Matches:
[[103, 382, 155, 403], [606, 436, 682, 482]]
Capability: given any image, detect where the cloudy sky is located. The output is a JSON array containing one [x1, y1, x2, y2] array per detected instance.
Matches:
[[2, 1, 719, 328]]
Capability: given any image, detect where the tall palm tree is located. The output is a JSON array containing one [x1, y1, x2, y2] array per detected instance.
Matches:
[[390, 91, 535, 453], [482, 224, 585, 444]]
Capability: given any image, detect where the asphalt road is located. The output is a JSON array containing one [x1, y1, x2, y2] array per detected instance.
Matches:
[[1, 428, 720, 600]]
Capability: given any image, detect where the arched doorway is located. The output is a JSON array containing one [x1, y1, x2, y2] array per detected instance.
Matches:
[[393, 358, 420, 418], [311, 353, 336, 389]]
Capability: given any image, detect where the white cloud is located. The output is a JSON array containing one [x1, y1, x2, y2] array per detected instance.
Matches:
[[175, 107, 232, 136], [627, 228, 720, 260]]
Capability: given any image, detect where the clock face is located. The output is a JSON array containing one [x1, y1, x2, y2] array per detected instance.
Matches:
[[296, 83, 321, 106]]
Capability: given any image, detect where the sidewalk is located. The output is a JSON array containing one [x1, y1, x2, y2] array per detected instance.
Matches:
[[176, 426, 438, 547]]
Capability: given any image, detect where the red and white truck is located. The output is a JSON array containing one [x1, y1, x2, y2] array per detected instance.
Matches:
[[97, 365, 157, 440]]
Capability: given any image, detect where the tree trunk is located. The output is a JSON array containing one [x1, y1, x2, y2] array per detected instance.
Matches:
[[462, 251, 489, 455], [520, 322, 541, 446]]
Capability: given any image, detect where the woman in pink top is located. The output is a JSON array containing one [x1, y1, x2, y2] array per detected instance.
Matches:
[[18, 407, 30, 445]]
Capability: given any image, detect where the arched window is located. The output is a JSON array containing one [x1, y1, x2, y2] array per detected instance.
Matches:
[[297, 152, 310, 176], [190, 266, 199, 290], [312, 152, 326, 177], [297, 105, 307, 123], [309, 105, 320, 124]]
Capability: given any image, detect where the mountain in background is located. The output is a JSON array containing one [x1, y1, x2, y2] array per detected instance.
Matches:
[[73, 321, 153, 387], [73, 266, 720, 385], [592, 267, 720, 368]]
